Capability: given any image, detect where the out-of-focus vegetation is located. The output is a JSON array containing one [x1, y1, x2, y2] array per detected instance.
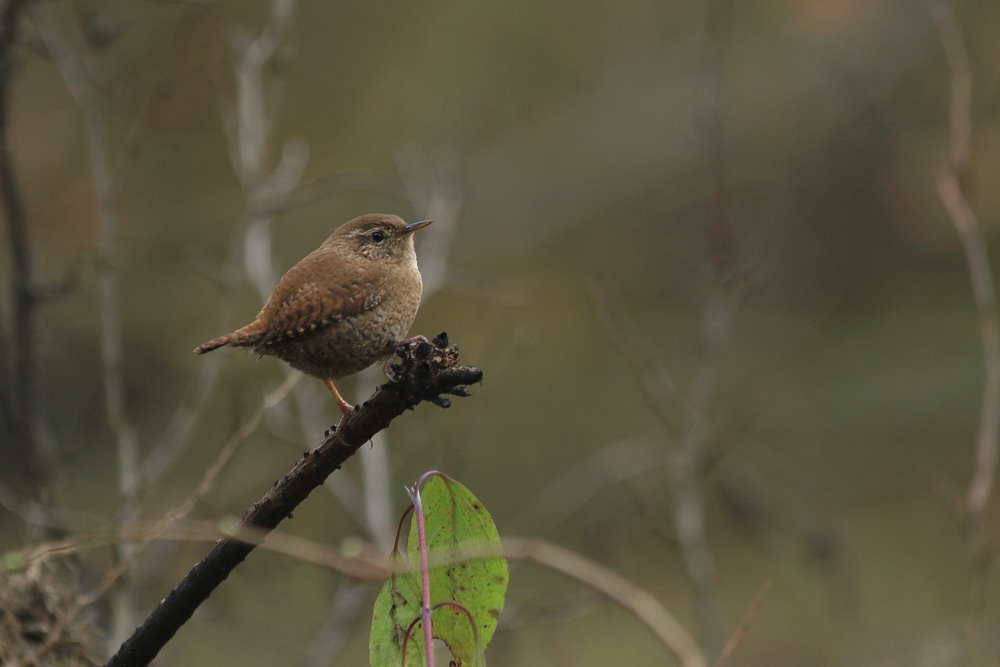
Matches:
[[2, 0, 1000, 664]]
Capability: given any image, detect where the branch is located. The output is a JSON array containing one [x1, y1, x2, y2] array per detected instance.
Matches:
[[32, 5, 146, 646], [140, 231, 246, 484], [106, 333, 482, 667], [931, 0, 1000, 530], [503, 537, 706, 667], [0, 0, 44, 495], [17, 374, 299, 666], [713, 580, 773, 667]]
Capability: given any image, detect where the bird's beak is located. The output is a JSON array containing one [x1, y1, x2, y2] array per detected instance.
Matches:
[[403, 219, 433, 233]]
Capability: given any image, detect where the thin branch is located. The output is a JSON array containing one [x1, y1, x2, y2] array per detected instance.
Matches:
[[591, 2, 741, 659], [930, 7, 1000, 661], [18, 367, 300, 666], [938, 171, 1000, 522], [32, 17, 119, 415], [931, 0, 972, 171], [140, 231, 244, 484], [224, 0, 295, 194], [140, 346, 225, 483], [667, 2, 738, 657], [106, 334, 482, 667], [931, 0, 1000, 530], [593, 7, 743, 645], [713, 580, 773, 667], [503, 536, 707, 667], [32, 7, 146, 648]]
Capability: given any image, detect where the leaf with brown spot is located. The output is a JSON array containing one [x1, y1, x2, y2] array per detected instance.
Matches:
[[368, 474, 508, 667]]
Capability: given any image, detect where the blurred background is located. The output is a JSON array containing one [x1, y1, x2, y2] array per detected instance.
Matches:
[[2, 0, 1000, 664]]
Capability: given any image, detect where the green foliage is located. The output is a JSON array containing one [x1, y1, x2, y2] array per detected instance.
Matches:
[[1, 551, 26, 571], [370, 474, 508, 666], [371, 549, 427, 667]]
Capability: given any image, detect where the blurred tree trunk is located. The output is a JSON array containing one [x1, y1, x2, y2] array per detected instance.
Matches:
[[0, 0, 48, 505]]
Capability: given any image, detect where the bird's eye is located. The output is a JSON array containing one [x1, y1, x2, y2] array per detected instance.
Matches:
[[370, 230, 386, 243]]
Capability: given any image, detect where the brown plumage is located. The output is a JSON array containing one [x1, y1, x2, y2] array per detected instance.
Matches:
[[195, 213, 432, 413]]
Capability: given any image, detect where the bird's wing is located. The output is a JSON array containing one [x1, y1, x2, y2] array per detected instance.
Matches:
[[256, 253, 385, 347]]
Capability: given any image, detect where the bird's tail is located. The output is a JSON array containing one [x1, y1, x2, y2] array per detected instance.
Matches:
[[193, 321, 266, 355]]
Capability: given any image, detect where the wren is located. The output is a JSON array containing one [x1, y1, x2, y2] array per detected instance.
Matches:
[[194, 213, 432, 413]]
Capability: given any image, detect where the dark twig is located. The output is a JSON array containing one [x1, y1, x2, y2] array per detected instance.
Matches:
[[19, 373, 298, 666], [106, 334, 481, 667]]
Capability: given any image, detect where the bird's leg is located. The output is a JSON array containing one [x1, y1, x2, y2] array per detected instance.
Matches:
[[323, 378, 354, 414]]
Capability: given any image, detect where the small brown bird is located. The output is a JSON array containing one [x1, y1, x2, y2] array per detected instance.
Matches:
[[194, 213, 432, 413]]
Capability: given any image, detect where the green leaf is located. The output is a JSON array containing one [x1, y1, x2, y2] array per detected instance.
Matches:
[[369, 474, 508, 667], [413, 475, 507, 665], [1, 551, 26, 570], [370, 551, 427, 667]]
